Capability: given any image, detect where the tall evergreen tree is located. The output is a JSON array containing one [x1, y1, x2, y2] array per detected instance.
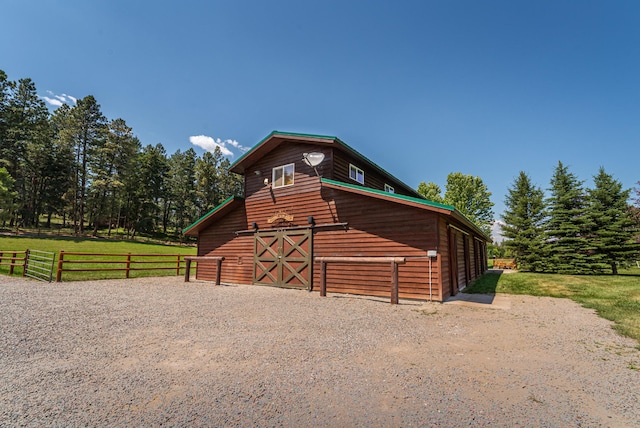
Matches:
[[586, 168, 639, 274], [501, 171, 546, 271], [545, 161, 593, 273], [632, 182, 640, 242], [167, 148, 198, 237], [57, 96, 107, 233], [49, 104, 76, 227], [0, 166, 17, 224], [121, 143, 168, 236], [195, 148, 224, 217], [2, 78, 50, 226], [0, 70, 15, 163], [217, 157, 243, 202], [88, 118, 140, 235]]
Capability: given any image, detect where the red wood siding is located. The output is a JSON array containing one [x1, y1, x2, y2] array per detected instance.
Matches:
[[196, 204, 253, 284], [194, 141, 488, 302], [438, 217, 452, 300], [332, 150, 415, 197], [244, 143, 333, 201], [314, 188, 441, 300]]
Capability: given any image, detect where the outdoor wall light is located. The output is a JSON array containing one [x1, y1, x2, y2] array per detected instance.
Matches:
[[252, 222, 259, 230], [308, 216, 315, 225], [263, 178, 269, 186], [254, 170, 262, 176]]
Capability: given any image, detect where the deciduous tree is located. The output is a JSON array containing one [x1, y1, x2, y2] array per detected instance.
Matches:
[[444, 172, 494, 236], [417, 181, 444, 203]]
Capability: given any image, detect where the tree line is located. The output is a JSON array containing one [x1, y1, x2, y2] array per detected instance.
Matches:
[[501, 162, 639, 274], [0, 70, 242, 239]]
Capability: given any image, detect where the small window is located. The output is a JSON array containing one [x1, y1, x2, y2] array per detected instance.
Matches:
[[384, 184, 395, 193], [272, 163, 295, 188], [349, 164, 364, 184]]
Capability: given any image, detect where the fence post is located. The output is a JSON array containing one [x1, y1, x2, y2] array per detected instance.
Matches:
[[9, 251, 16, 275], [320, 260, 327, 297], [56, 251, 64, 282], [391, 260, 399, 305], [215, 258, 223, 285], [22, 250, 28, 277], [176, 255, 181, 276], [126, 253, 131, 278], [184, 258, 192, 282]]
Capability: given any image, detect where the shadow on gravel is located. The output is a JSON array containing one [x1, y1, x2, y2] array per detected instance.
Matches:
[[446, 293, 497, 305]]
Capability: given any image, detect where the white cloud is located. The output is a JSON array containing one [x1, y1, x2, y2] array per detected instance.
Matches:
[[226, 139, 250, 152], [42, 96, 63, 107], [189, 135, 234, 156], [41, 91, 77, 107], [491, 220, 505, 243]]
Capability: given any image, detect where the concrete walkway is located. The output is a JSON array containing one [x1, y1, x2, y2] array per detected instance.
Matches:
[[444, 292, 512, 310]]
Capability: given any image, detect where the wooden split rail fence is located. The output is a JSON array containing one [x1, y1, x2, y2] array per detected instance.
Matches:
[[55, 251, 193, 282], [0, 250, 27, 275], [2, 250, 224, 282], [316, 256, 406, 304]]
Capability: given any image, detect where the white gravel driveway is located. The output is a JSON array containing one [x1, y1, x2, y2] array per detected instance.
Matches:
[[1, 276, 638, 426]]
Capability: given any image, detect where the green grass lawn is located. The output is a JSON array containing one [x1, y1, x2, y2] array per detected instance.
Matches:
[[0, 235, 196, 281], [465, 268, 640, 344]]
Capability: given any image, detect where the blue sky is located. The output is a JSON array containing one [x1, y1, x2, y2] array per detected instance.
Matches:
[[3, 0, 639, 228]]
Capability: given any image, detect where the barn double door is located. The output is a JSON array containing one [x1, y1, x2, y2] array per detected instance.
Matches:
[[253, 229, 312, 289]]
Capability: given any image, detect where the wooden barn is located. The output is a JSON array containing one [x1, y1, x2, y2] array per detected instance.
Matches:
[[183, 131, 489, 302]]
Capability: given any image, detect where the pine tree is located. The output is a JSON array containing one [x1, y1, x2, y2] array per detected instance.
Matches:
[[59, 96, 107, 234], [0, 166, 17, 224], [545, 161, 593, 273], [167, 148, 198, 238], [501, 171, 546, 271], [586, 168, 639, 274], [195, 148, 223, 217], [3, 78, 50, 226]]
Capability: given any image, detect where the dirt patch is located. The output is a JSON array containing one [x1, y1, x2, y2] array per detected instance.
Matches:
[[1, 276, 638, 426]]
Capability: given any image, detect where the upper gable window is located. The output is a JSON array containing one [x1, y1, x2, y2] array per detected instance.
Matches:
[[349, 164, 364, 185], [384, 184, 395, 193], [272, 163, 295, 188]]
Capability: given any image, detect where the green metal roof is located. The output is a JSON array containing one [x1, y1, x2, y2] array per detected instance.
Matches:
[[229, 131, 338, 171], [230, 130, 422, 198], [182, 196, 239, 235], [321, 178, 491, 241], [321, 178, 455, 211]]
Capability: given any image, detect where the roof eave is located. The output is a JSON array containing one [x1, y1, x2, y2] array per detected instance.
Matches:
[[182, 196, 243, 236], [229, 131, 338, 175], [321, 178, 454, 215], [321, 178, 491, 241]]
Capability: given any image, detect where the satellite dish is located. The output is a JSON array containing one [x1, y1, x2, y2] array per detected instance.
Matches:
[[302, 152, 325, 167]]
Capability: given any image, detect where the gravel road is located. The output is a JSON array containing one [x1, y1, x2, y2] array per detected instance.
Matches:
[[1, 276, 638, 427]]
